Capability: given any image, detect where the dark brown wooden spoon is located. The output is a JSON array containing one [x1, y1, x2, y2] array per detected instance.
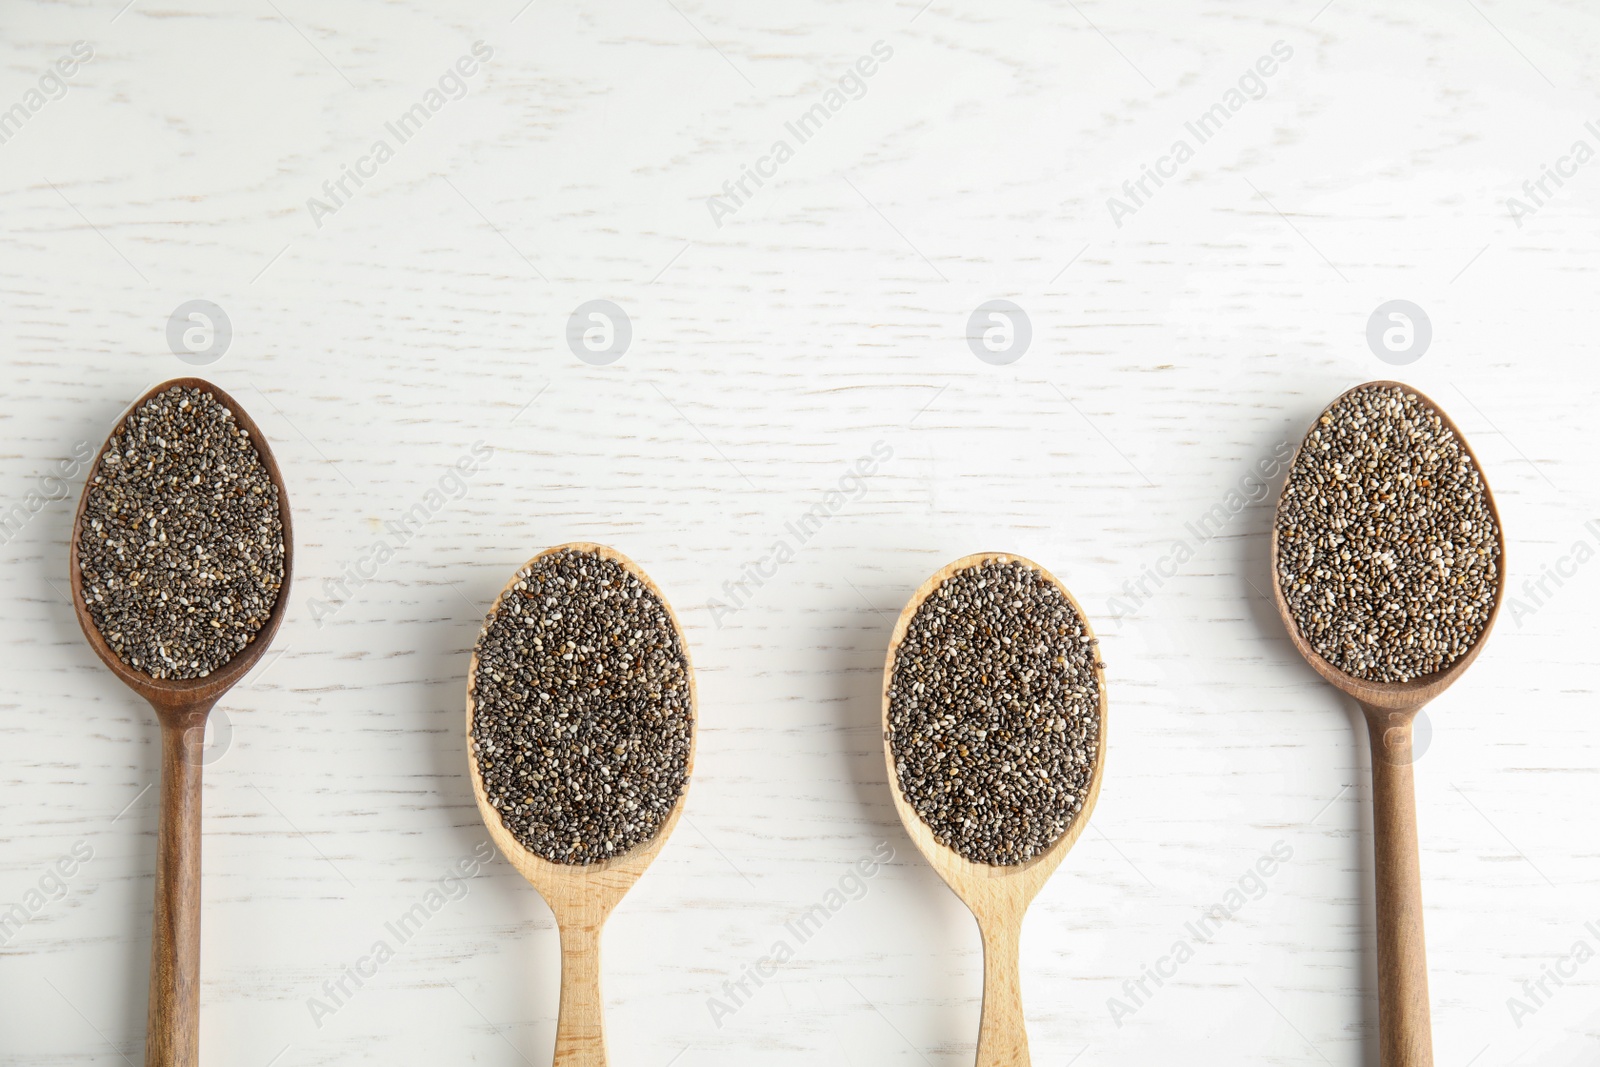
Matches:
[[1269, 380, 1504, 1067], [69, 377, 293, 1067]]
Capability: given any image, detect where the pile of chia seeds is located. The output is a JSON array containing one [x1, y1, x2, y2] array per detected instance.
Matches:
[[1275, 384, 1502, 683], [77, 386, 285, 680], [886, 558, 1102, 867], [470, 548, 692, 865]]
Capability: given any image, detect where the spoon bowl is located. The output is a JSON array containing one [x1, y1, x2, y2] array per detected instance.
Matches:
[[881, 552, 1107, 1067], [1269, 384, 1505, 717], [466, 542, 695, 1067], [70, 376, 293, 1067], [1269, 380, 1504, 1067]]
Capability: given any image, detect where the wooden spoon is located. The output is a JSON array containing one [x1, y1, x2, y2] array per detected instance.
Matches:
[[880, 552, 1108, 1067], [1269, 380, 1505, 1067], [465, 542, 696, 1067], [69, 377, 293, 1067]]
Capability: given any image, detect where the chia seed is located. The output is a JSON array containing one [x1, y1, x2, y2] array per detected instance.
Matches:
[[1275, 384, 1502, 683], [886, 558, 1102, 867], [76, 386, 286, 680], [469, 547, 692, 865]]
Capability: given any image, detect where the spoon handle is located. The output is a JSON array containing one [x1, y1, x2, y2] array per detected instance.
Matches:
[[554, 919, 607, 1066], [1364, 707, 1434, 1067], [975, 913, 1030, 1067], [147, 721, 204, 1067]]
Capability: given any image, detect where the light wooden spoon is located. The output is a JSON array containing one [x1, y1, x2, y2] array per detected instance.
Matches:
[[70, 377, 293, 1067], [1270, 380, 1505, 1067], [466, 542, 696, 1067], [880, 552, 1108, 1067]]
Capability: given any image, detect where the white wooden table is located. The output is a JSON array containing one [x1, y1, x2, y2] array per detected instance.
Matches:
[[1, 1, 1596, 1063]]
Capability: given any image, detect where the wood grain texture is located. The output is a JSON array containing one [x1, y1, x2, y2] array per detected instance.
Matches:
[[975, 909, 1029, 1067], [0, 1, 1597, 1064], [144, 724, 203, 1067], [1363, 709, 1432, 1067]]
